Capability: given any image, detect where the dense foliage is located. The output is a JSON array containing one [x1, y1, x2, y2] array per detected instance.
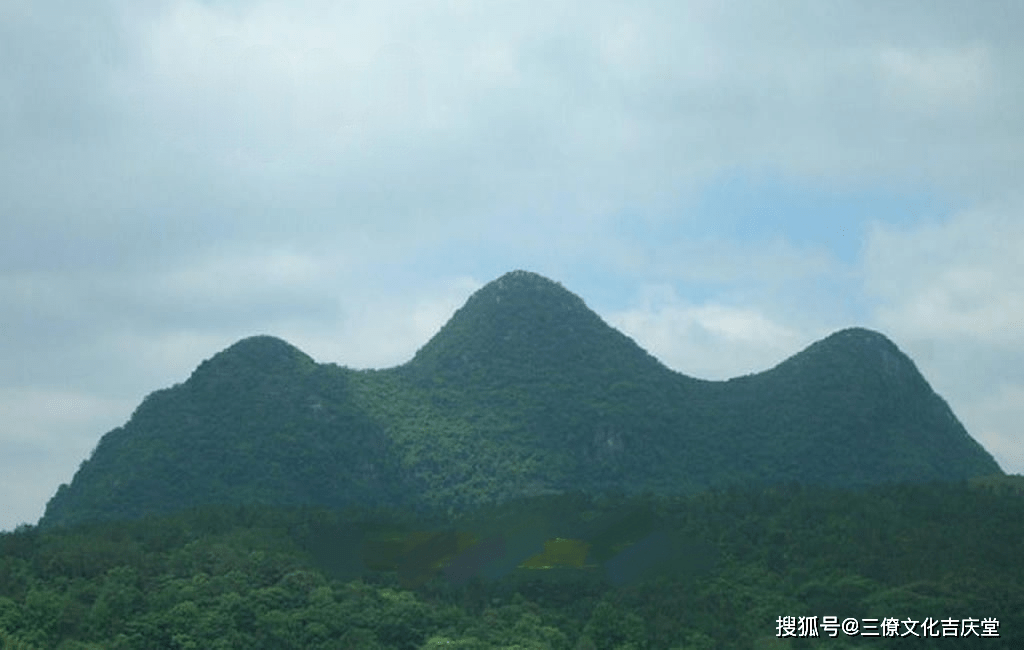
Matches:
[[5, 478, 1023, 648], [40, 270, 1002, 529]]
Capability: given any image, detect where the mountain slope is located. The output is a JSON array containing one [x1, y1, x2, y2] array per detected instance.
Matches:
[[711, 327, 1000, 485], [392, 270, 694, 502], [39, 271, 1003, 529], [42, 336, 413, 528]]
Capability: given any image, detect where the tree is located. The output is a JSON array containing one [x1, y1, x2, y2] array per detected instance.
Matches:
[[582, 601, 644, 650]]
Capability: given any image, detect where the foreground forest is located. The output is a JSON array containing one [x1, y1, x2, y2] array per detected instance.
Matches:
[[3, 476, 1022, 649]]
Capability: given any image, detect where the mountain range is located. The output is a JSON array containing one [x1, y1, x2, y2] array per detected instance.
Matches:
[[39, 270, 1002, 529]]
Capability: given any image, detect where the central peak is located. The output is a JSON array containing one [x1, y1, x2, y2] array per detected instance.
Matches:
[[473, 269, 590, 320], [407, 270, 664, 385]]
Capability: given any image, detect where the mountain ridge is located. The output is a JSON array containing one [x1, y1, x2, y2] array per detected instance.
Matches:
[[39, 270, 1003, 529]]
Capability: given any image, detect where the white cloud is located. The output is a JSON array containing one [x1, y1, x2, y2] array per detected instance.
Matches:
[[876, 44, 994, 111], [864, 198, 1024, 473], [866, 199, 1024, 343], [607, 284, 813, 380], [0, 388, 130, 447], [94, 0, 1022, 219], [613, 235, 838, 292], [957, 383, 1024, 475], [265, 273, 483, 370], [150, 247, 332, 310], [0, 388, 134, 528]]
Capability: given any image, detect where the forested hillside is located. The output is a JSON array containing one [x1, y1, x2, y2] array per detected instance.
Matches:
[[40, 270, 1002, 530]]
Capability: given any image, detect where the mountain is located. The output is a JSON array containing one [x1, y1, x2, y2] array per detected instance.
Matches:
[[44, 336, 412, 528], [407, 270, 671, 387], [39, 270, 1003, 529]]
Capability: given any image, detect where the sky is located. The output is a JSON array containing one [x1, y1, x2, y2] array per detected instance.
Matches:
[[2, 0, 1022, 531]]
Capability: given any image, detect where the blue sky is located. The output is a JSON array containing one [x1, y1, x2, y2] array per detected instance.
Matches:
[[2, 0, 1022, 531]]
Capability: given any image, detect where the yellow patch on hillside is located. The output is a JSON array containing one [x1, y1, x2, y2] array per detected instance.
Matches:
[[520, 538, 592, 569]]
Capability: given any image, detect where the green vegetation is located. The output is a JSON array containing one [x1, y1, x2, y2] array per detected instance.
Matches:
[[4, 481, 1022, 648], [18, 271, 1012, 649], [40, 271, 1001, 530]]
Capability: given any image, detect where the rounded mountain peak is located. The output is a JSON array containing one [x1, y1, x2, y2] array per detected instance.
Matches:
[[189, 335, 315, 384], [801, 327, 910, 371], [407, 270, 664, 384], [820, 326, 899, 348], [469, 269, 589, 314], [767, 326, 929, 401]]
